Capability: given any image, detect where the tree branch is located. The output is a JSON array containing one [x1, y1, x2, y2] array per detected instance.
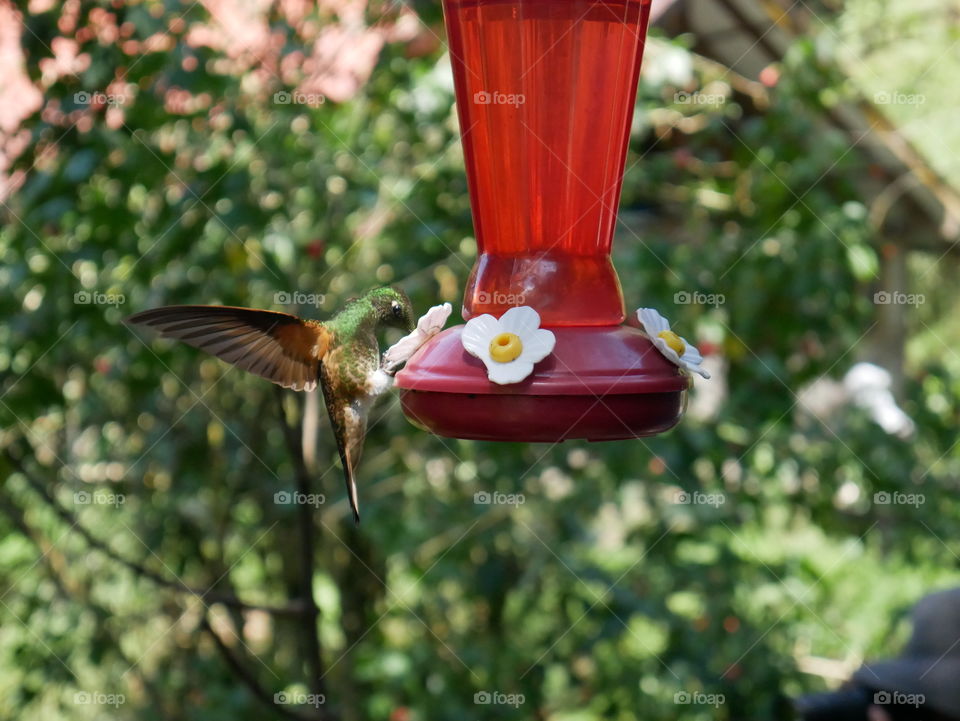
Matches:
[[2, 446, 305, 617], [0, 489, 171, 713], [200, 613, 326, 721], [275, 388, 327, 700]]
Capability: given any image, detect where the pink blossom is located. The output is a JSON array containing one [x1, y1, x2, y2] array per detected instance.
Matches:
[[0, 1, 43, 200]]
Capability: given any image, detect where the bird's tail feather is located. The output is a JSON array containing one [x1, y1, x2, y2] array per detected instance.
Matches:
[[345, 470, 361, 525]]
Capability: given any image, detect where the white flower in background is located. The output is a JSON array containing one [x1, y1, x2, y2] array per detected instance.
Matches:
[[844, 362, 915, 438], [462, 306, 555, 385], [383, 302, 452, 372], [636, 307, 710, 379]]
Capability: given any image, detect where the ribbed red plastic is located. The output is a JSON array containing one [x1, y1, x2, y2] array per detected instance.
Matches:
[[445, 0, 653, 325]]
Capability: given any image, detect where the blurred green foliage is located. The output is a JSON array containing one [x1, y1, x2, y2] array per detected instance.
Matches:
[[1, 2, 959, 721]]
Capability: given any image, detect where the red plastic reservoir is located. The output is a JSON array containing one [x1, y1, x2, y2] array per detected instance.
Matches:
[[447, 0, 652, 325]]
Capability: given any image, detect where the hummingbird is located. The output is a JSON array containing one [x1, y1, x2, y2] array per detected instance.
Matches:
[[126, 287, 415, 524]]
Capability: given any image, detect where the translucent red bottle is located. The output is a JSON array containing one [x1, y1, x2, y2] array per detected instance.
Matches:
[[447, 0, 653, 325]]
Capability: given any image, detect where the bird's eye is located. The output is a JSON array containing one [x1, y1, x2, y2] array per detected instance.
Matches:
[[391, 301, 403, 318]]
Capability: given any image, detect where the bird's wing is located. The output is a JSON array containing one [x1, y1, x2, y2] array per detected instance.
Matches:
[[318, 345, 376, 524], [126, 305, 331, 391]]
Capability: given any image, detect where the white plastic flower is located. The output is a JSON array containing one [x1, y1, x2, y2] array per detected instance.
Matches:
[[636, 307, 710, 379], [383, 302, 452, 372], [462, 306, 556, 385]]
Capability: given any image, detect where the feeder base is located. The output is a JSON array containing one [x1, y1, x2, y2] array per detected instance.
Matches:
[[400, 389, 685, 442], [394, 324, 690, 442]]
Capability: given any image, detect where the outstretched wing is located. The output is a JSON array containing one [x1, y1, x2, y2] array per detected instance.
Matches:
[[126, 305, 331, 391]]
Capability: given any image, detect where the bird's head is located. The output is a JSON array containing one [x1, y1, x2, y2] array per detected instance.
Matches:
[[367, 286, 415, 332]]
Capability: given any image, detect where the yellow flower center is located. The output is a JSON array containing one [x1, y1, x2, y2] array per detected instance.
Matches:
[[489, 332, 523, 363], [657, 330, 686, 355]]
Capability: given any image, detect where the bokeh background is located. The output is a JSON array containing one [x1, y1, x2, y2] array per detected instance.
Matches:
[[2, 0, 959, 719]]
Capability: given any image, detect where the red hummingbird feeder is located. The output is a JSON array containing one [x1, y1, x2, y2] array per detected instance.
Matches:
[[395, 0, 689, 442]]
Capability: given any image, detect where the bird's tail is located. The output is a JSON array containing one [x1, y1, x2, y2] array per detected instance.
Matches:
[[345, 470, 361, 525], [332, 441, 361, 525], [318, 365, 364, 525]]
